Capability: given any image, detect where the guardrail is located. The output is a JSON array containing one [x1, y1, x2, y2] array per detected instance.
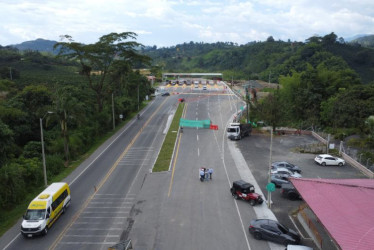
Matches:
[[341, 152, 374, 178]]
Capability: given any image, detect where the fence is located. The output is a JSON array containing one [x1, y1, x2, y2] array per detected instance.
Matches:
[[311, 131, 374, 179]]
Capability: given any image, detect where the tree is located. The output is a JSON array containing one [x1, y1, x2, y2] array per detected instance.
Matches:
[[366, 116, 374, 147], [254, 87, 284, 131], [322, 32, 338, 46], [53, 85, 86, 165], [266, 36, 275, 42], [0, 120, 14, 165], [320, 85, 374, 130], [54, 32, 151, 112]]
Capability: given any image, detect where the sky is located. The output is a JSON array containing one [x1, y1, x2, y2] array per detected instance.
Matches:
[[1, 0, 374, 48]]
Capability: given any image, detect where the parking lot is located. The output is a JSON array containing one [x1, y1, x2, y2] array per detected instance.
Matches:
[[236, 133, 367, 248]]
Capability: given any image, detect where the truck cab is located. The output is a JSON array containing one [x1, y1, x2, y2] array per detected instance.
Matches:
[[227, 122, 252, 140]]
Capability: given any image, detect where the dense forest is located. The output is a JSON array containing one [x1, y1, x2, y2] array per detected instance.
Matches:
[[0, 32, 153, 225], [1, 31, 374, 232]]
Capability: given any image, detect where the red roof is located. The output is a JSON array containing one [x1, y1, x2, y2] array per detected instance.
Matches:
[[290, 178, 374, 250]]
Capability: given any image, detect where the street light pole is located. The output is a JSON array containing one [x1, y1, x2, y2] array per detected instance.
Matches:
[[137, 85, 140, 111], [112, 93, 115, 130], [268, 129, 273, 208], [40, 111, 53, 187]]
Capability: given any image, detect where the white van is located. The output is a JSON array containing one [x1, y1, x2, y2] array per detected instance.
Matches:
[[21, 182, 71, 237]]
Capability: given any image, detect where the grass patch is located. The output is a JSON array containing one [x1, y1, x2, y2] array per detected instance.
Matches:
[[0, 102, 148, 237], [153, 103, 185, 172]]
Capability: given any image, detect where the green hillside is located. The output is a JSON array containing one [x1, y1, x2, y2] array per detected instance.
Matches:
[[350, 34, 374, 49], [143, 33, 374, 84]]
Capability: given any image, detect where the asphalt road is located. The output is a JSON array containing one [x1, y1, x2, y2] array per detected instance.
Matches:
[[0, 95, 179, 250], [128, 86, 285, 250]]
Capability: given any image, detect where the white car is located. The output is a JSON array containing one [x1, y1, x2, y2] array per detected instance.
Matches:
[[270, 167, 302, 178], [314, 154, 345, 166], [286, 245, 313, 250]]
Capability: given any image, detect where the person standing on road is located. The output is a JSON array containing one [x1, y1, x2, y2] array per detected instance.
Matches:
[[208, 168, 213, 179], [199, 168, 205, 182]]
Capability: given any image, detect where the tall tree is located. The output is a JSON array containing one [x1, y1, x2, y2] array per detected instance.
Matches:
[[54, 32, 151, 112], [53, 85, 86, 165]]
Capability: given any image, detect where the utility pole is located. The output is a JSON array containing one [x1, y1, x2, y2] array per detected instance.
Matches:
[[137, 85, 140, 111], [267, 129, 273, 208], [268, 71, 271, 84], [112, 93, 115, 130], [40, 111, 54, 187]]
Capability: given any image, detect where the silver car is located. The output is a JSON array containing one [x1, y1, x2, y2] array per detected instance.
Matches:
[[271, 167, 302, 178]]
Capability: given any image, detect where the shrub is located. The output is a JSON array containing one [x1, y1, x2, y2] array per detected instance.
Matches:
[[46, 154, 64, 177], [0, 162, 27, 209], [21, 157, 43, 186], [22, 141, 42, 159]]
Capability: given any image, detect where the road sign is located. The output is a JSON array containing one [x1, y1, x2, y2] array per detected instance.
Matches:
[[266, 182, 276, 192]]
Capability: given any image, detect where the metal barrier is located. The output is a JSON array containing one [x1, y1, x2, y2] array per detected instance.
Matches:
[[312, 131, 327, 144], [341, 152, 374, 178]]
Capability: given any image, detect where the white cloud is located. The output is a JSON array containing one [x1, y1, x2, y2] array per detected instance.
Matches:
[[0, 0, 374, 47]]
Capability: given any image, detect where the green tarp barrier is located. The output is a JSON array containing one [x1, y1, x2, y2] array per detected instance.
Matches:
[[179, 118, 211, 128]]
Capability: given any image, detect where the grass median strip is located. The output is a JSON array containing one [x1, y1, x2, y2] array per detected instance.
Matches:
[[153, 103, 185, 172]]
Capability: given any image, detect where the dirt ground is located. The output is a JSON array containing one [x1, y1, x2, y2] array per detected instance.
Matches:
[[232, 79, 279, 99]]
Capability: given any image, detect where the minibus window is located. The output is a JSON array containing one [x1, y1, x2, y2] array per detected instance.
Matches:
[[24, 209, 46, 220]]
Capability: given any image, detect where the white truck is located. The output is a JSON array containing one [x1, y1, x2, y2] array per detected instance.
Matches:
[[227, 122, 252, 140]]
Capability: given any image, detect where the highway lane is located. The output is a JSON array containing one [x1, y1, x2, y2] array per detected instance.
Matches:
[[128, 86, 276, 250], [0, 95, 179, 250]]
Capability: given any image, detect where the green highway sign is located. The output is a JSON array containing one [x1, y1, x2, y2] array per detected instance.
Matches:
[[266, 182, 276, 192]]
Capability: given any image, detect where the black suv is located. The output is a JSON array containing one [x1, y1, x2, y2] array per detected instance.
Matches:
[[280, 183, 301, 200]]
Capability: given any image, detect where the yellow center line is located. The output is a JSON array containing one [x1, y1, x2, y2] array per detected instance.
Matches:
[[167, 103, 188, 197], [49, 98, 169, 250]]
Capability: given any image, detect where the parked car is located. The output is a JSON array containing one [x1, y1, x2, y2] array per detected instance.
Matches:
[[271, 174, 290, 188], [314, 154, 345, 166], [161, 92, 170, 96], [272, 161, 301, 173], [248, 219, 300, 245], [271, 167, 302, 178], [230, 180, 263, 206], [286, 245, 313, 250], [281, 183, 302, 200]]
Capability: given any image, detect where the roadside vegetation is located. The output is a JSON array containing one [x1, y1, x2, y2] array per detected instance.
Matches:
[[153, 103, 184, 172], [0, 32, 154, 235]]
